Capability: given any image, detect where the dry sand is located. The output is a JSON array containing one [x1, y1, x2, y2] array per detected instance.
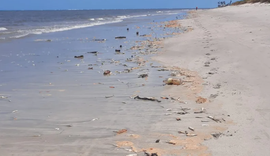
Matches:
[[154, 3, 270, 156]]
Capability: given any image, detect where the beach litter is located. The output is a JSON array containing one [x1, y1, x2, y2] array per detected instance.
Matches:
[[186, 133, 197, 137], [115, 36, 126, 39], [126, 154, 137, 156], [176, 118, 181, 121], [105, 95, 114, 98], [163, 78, 182, 85], [211, 132, 223, 139], [103, 70, 112, 75], [115, 129, 127, 135], [207, 116, 223, 123], [160, 97, 169, 100], [166, 140, 176, 145], [115, 49, 121, 53], [87, 51, 98, 54], [194, 108, 206, 114], [92, 118, 99, 121], [196, 97, 207, 104], [74, 55, 84, 59], [138, 74, 148, 78], [144, 152, 158, 156], [12, 110, 18, 113], [93, 39, 106, 42], [134, 96, 161, 103], [188, 127, 195, 131], [158, 69, 169, 71]]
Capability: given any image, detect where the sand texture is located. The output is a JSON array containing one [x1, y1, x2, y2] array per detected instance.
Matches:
[[153, 3, 270, 156]]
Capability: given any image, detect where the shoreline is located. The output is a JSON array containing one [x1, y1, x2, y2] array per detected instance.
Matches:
[[0, 11, 191, 156]]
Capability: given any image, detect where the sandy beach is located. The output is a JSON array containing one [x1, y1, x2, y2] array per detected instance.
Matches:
[[1, 3, 270, 156], [154, 3, 270, 155]]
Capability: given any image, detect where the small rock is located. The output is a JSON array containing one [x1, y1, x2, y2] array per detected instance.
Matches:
[[138, 74, 148, 78], [164, 78, 182, 85]]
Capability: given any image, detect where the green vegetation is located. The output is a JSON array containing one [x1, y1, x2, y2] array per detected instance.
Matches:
[[232, 0, 270, 5]]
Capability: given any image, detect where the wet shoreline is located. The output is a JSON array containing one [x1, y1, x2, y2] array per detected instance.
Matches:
[[0, 11, 190, 156]]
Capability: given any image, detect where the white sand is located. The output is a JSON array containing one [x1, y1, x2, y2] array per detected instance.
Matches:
[[154, 3, 270, 156]]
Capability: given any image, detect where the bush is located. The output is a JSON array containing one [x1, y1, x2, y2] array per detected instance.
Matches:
[[232, 0, 270, 5]]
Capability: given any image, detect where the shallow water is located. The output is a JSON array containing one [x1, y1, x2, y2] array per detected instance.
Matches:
[[0, 10, 187, 155], [0, 9, 185, 41]]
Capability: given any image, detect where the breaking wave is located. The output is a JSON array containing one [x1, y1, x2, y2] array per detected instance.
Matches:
[[0, 27, 7, 31]]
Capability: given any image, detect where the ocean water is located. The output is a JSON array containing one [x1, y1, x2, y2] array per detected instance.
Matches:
[[0, 9, 185, 40], [0, 9, 188, 155]]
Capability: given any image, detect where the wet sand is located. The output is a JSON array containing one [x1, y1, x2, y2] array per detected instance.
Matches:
[[0, 12, 190, 156]]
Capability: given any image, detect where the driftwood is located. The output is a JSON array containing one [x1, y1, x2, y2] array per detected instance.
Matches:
[[186, 133, 197, 137], [207, 116, 224, 123], [88, 51, 98, 54], [115, 36, 126, 39], [134, 96, 161, 103], [188, 127, 195, 131], [74, 55, 84, 58]]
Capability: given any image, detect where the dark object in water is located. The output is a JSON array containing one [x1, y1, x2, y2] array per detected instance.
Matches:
[[138, 74, 148, 78], [88, 67, 93, 70], [136, 32, 139, 35], [127, 28, 129, 31], [93, 39, 106, 42], [134, 96, 161, 103], [140, 34, 147, 37], [88, 51, 98, 54], [103, 70, 112, 75], [120, 45, 122, 48], [74, 55, 84, 59], [115, 36, 126, 39], [115, 49, 121, 53], [47, 39, 52, 42]]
